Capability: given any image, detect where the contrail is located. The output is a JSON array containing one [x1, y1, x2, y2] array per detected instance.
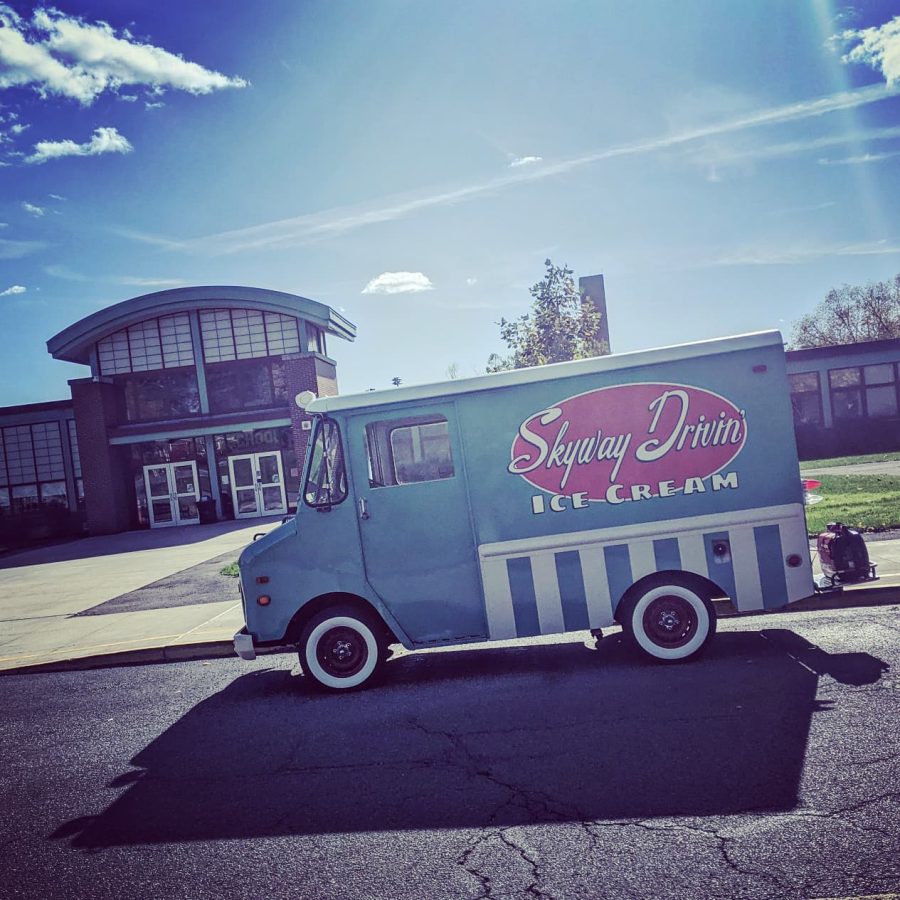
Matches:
[[137, 82, 899, 256]]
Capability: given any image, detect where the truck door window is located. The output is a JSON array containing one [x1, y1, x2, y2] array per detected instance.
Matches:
[[365, 415, 454, 486], [304, 418, 348, 507]]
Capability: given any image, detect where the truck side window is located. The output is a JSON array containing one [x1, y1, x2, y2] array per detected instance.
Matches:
[[304, 418, 348, 507], [365, 416, 454, 486]]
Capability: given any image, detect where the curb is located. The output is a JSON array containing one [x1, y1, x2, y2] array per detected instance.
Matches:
[[0, 641, 284, 677], [714, 583, 900, 618], [4, 585, 900, 676]]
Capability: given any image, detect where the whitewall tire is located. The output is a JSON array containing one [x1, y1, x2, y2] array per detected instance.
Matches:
[[621, 580, 715, 662], [299, 607, 385, 691]]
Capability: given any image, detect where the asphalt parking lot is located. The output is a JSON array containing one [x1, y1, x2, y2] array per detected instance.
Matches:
[[1, 603, 898, 900]]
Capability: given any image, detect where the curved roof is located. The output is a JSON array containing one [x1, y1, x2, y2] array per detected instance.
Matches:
[[47, 285, 356, 365]]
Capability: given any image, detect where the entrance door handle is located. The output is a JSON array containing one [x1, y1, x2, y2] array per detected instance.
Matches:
[[358, 497, 369, 520]]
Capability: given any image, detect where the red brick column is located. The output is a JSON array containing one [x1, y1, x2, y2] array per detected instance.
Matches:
[[281, 353, 340, 468], [69, 377, 133, 535]]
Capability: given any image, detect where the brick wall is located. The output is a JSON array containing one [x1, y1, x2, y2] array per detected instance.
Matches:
[[69, 378, 133, 534], [281, 352, 340, 473]]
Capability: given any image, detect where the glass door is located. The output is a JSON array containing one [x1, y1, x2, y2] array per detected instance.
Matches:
[[257, 451, 287, 514], [143, 461, 200, 528], [144, 464, 176, 528], [229, 454, 260, 518], [228, 452, 287, 518], [171, 461, 200, 525]]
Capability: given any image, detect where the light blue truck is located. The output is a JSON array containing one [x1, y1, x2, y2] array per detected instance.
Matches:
[[234, 331, 814, 690]]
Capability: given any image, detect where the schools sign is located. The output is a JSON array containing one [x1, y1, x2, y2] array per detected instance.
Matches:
[[508, 383, 747, 512]]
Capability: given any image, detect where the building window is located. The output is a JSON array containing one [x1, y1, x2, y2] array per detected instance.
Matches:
[[67, 419, 82, 479], [306, 324, 326, 355], [97, 314, 194, 375], [789, 372, 822, 426], [205, 358, 288, 414], [829, 364, 899, 420], [365, 415, 454, 486], [199, 309, 300, 363], [119, 368, 201, 422], [0, 421, 69, 513], [862, 363, 899, 417]]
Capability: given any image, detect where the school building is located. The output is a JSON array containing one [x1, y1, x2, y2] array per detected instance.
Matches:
[[786, 338, 900, 459], [0, 286, 354, 545]]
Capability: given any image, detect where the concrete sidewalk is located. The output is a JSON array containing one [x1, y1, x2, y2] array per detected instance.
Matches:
[[2, 518, 900, 675], [0, 518, 281, 673]]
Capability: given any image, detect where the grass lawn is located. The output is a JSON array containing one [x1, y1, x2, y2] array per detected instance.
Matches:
[[800, 450, 900, 469], [220, 562, 240, 577], [805, 472, 900, 535]]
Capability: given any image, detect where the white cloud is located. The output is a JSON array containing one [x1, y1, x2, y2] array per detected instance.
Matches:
[[696, 239, 900, 267], [112, 276, 184, 287], [0, 237, 44, 258], [689, 124, 900, 169], [48, 193, 65, 200], [0, 284, 25, 296], [44, 264, 183, 287], [768, 201, 836, 217], [45, 264, 86, 281], [27, 126, 132, 164], [0, 5, 247, 105], [818, 149, 900, 165], [362, 272, 434, 295], [509, 155, 542, 168], [22, 200, 44, 216], [840, 14, 900, 85], [466, 276, 478, 287]]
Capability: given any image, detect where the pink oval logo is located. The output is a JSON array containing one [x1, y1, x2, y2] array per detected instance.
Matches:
[[508, 383, 746, 501]]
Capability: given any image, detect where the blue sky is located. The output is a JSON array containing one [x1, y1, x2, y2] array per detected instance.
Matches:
[[1, 0, 900, 404]]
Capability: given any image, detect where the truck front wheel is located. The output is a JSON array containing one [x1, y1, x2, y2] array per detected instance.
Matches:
[[298, 606, 386, 691], [620, 578, 716, 662]]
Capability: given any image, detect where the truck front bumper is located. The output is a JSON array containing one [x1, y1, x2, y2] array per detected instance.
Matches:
[[233, 627, 257, 661]]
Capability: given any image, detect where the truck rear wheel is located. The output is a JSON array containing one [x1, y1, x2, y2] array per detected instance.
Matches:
[[298, 606, 386, 691], [620, 578, 715, 662]]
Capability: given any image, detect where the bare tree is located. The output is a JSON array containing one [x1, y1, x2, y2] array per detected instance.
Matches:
[[791, 273, 900, 348]]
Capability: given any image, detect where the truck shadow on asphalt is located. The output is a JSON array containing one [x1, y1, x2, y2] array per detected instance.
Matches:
[[54, 630, 888, 847]]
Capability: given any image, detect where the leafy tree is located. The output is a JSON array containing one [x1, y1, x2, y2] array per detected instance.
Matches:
[[391, 376, 402, 387], [486, 259, 608, 372], [791, 273, 900, 349]]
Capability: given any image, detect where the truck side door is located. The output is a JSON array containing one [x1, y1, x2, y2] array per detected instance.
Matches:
[[347, 403, 487, 643]]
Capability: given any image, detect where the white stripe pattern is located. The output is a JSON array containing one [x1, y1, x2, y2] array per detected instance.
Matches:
[[728, 525, 764, 611], [531, 553, 566, 634], [480, 556, 517, 639], [629, 540, 657, 581], [579, 546, 614, 629], [781, 518, 815, 603], [478, 503, 814, 637], [677, 533, 709, 578]]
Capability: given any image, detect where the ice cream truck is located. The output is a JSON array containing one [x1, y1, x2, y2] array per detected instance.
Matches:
[[234, 330, 814, 690]]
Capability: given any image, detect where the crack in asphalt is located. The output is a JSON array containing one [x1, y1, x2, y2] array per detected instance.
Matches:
[[413, 719, 578, 899], [586, 819, 792, 896], [410, 716, 900, 900]]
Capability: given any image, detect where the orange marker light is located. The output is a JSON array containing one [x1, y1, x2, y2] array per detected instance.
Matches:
[[257, 595, 271, 606]]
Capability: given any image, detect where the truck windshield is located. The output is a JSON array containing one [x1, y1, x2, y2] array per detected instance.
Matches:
[[304, 418, 348, 508]]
